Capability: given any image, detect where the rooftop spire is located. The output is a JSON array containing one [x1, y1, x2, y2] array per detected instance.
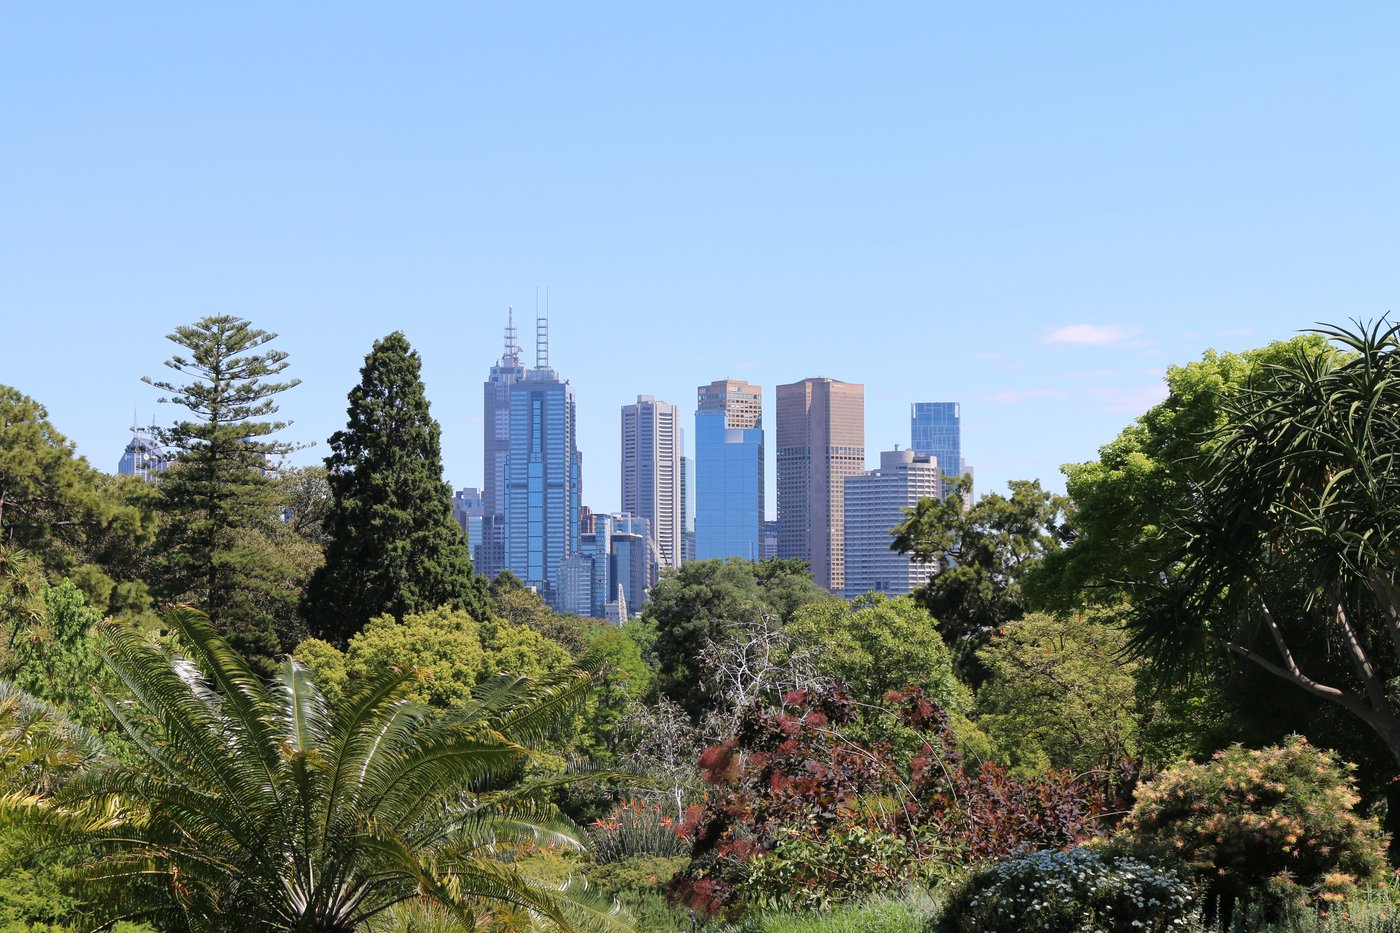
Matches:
[[502, 306, 521, 366]]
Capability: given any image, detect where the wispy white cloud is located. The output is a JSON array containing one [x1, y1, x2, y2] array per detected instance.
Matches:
[[981, 388, 1070, 404], [1088, 384, 1168, 414], [1043, 323, 1135, 346]]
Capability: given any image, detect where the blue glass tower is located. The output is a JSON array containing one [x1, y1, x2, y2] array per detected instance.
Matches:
[[695, 379, 764, 562], [503, 318, 581, 604], [911, 402, 962, 485]]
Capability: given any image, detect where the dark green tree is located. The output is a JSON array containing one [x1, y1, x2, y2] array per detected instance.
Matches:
[[305, 332, 487, 643], [891, 477, 1070, 682], [0, 386, 155, 610], [145, 315, 303, 670]]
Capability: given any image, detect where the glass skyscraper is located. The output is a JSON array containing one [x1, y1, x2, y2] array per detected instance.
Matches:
[[911, 402, 962, 485], [502, 318, 581, 605], [694, 379, 764, 562]]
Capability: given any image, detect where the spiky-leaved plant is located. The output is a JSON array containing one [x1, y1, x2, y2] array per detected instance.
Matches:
[[0, 607, 626, 932]]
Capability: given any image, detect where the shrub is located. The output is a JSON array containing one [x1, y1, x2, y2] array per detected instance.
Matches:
[[669, 683, 1111, 917], [1120, 736, 1388, 918], [588, 799, 690, 863], [936, 847, 1195, 933], [744, 822, 956, 913]]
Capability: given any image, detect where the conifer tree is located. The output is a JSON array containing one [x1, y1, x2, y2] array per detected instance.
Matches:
[[305, 332, 486, 643], [144, 315, 302, 669]]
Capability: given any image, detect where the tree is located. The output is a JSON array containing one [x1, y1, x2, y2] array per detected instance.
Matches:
[[786, 594, 970, 714], [305, 332, 487, 643], [639, 558, 832, 719], [2, 608, 620, 931], [1129, 321, 1400, 770], [0, 386, 154, 603], [975, 610, 1140, 777], [1025, 335, 1330, 611], [144, 315, 303, 669], [892, 477, 1070, 682]]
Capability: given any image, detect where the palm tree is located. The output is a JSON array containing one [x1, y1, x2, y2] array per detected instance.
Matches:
[[1, 607, 626, 931]]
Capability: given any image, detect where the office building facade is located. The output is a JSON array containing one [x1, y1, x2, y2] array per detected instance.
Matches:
[[843, 448, 941, 598], [776, 378, 864, 592], [502, 318, 582, 604], [480, 310, 526, 576], [694, 379, 764, 562], [911, 402, 963, 489], [621, 396, 683, 570]]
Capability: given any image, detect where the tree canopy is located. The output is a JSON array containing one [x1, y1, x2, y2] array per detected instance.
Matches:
[[305, 332, 487, 643], [640, 558, 831, 719], [144, 315, 303, 669], [892, 477, 1070, 681]]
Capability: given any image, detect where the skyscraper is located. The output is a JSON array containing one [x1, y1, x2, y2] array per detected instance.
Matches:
[[695, 379, 764, 562], [502, 316, 582, 604], [117, 430, 168, 482], [911, 402, 963, 488], [776, 378, 864, 592], [451, 487, 487, 566], [480, 310, 525, 576], [621, 396, 682, 570], [843, 448, 942, 598]]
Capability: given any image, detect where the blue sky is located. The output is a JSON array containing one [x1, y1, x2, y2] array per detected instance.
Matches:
[[4, 3, 1398, 516]]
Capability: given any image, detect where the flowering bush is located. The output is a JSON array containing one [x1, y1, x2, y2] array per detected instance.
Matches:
[[668, 683, 1112, 916], [1120, 736, 1387, 918], [937, 847, 1195, 933], [588, 799, 690, 863]]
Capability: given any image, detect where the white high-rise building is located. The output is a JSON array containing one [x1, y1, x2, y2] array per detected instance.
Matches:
[[621, 396, 683, 570], [842, 448, 942, 598]]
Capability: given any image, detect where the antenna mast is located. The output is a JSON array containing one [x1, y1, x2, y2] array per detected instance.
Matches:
[[535, 287, 550, 370], [503, 306, 521, 365]]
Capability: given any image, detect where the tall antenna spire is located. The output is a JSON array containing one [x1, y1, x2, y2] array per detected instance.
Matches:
[[502, 306, 521, 365], [535, 287, 550, 370]]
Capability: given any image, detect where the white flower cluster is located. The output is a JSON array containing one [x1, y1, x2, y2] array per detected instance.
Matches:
[[954, 847, 1195, 933]]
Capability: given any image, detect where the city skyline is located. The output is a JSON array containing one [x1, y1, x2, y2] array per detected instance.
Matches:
[[8, 5, 1396, 521]]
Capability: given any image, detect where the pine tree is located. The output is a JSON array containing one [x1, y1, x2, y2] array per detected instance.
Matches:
[[305, 332, 487, 644], [144, 315, 302, 670]]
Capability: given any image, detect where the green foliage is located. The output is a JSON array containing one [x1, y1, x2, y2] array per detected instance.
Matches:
[[577, 625, 653, 758], [291, 636, 348, 707], [305, 331, 487, 644], [144, 315, 304, 670], [345, 606, 486, 709], [588, 799, 690, 863], [0, 608, 618, 931], [743, 822, 954, 914], [1122, 737, 1388, 917], [642, 558, 831, 719], [583, 856, 692, 933], [4, 581, 106, 730], [892, 478, 1070, 683], [483, 618, 574, 681], [975, 610, 1139, 777], [786, 594, 969, 713], [1025, 335, 1329, 611], [718, 889, 942, 933], [0, 387, 154, 595], [936, 847, 1195, 933]]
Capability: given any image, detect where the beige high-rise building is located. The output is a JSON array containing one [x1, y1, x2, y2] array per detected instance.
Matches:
[[775, 378, 865, 592], [621, 396, 683, 570]]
